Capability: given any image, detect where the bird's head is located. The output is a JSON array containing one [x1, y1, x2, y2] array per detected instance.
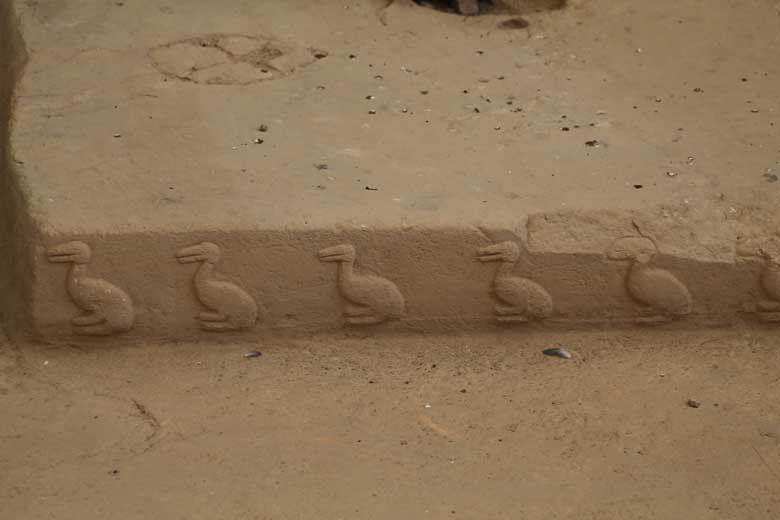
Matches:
[[318, 244, 356, 263], [47, 241, 92, 264], [606, 236, 657, 264], [176, 242, 221, 264], [478, 241, 520, 263]]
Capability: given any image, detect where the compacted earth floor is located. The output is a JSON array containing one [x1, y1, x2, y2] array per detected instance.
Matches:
[[1, 329, 780, 519]]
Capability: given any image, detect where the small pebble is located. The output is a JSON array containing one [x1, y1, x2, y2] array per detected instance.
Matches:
[[258, 124, 268, 132], [686, 399, 701, 408], [497, 17, 529, 30], [244, 351, 262, 358], [543, 347, 572, 359], [667, 170, 678, 177], [368, 109, 376, 115], [253, 138, 264, 144]]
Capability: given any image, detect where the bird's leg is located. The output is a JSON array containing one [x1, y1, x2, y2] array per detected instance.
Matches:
[[198, 311, 227, 322], [200, 321, 238, 332], [72, 313, 105, 326], [346, 314, 385, 325], [630, 305, 676, 324], [496, 315, 529, 323], [344, 304, 372, 317], [494, 304, 521, 317], [73, 323, 113, 336], [633, 315, 674, 325], [757, 300, 780, 312], [755, 300, 780, 322]]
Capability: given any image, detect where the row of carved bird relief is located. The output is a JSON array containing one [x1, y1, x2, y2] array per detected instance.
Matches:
[[45, 235, 780, 335]]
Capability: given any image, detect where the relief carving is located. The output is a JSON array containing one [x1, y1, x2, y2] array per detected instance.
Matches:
[[478, 241, 553, 322], [47, 241, 134, 335], [318, 244, 404, 325], [737, 235, 780, 321], [607, 236, 692, 320], [176, 242, 258, 331]]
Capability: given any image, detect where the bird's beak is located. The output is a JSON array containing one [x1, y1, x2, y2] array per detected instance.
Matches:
[[606, 247, 631, 261], [176, 245, 204, 264], [477, 245, 503, 262], [47, 245, 76, 263], [318, 246, 344, 262]]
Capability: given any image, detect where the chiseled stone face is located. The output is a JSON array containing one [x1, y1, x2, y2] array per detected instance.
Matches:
[[3, 0, 780, 342]]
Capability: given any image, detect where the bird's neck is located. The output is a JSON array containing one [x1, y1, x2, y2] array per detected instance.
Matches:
[[194, 261, 216, 286], [337, 260, 355, 286], [68, 263, 88, 279], [67, 263, 88, 293], [495, 260, 516, 279]]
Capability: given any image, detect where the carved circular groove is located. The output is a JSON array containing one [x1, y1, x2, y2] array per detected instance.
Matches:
[[149, 33, 327, 85]]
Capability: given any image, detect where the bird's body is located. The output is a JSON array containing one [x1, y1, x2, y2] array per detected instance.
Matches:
[[607, 236, 693, 320], [753, 260, 780, 314], [319, 244, 404, 325], [492, 262, 553, 321], [759, 261, 780, 303], [479, 241, 552, 322], [48, 241, 134, 335], [177, 243, 258, 331], [625, 265, 692, 316], [337, 264, 404, 322]]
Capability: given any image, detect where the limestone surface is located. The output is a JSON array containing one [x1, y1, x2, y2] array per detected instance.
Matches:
[[2, 0, 779, 341]]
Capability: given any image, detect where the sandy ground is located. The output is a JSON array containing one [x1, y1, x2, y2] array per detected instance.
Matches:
[[2, 329, 780, 519]]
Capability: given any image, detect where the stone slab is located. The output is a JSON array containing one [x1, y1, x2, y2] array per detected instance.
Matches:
[[2, 0, 780, 342]]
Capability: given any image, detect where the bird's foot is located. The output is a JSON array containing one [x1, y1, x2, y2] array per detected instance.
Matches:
[[757, 300, 780, 312], [344, 304, 373, 317], [752, 300, 780, 321], [199, 311, 228, 322], [345, 315, 385, 325], [496, 315, 530, 323], [73, 323, 114, 336], [494, 305, 523, 316], [633, 315, 675, 326], [494, 305, 530, 322], [71, 313, 105, 326], [200, 321, 239, 332]]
